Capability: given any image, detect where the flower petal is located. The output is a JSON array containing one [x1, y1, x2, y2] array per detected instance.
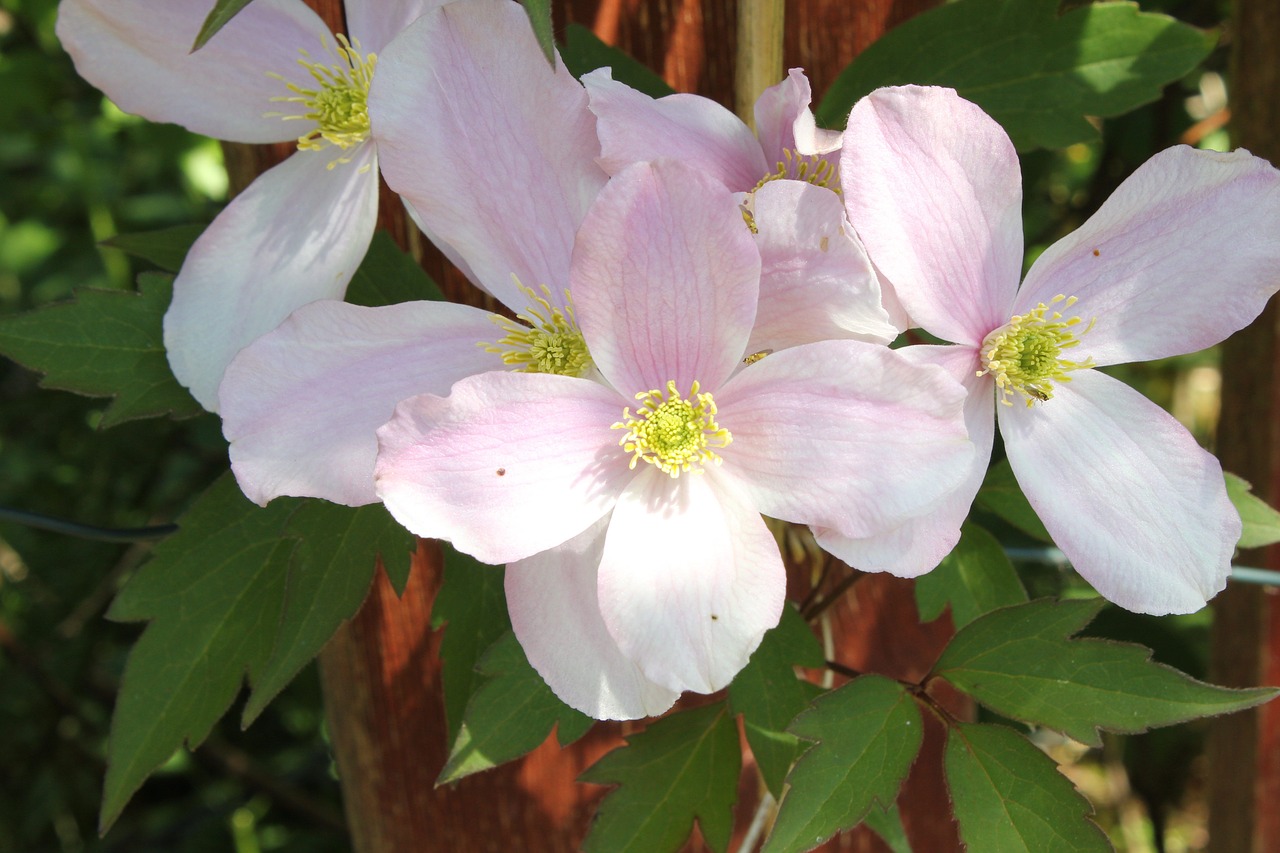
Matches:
[[572, 160, 760, 396], [749, 180, 896, 353], [716, 340, 975, 538], [753, 68, 840, 164], [507, 518, 680, 720], [597, 468, 785, 694], [841, 86, 1023, 345], [345, 0, 442, 53], [584, 68, 770, 190], [57, 0, 330, 143], [1017, 146, 1280, 366], [165, 145, 379, 411], [368, 0, 605, 311], [221, 299, 506, 506], [375, 372, 634, 565], [814, 344, 994, 577], [1001, 369, 1237, 615]]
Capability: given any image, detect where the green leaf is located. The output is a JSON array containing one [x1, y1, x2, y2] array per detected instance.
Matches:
[[0, 273, 202, 427], [101, 475, 302, 831], [934, 598, 1279, 748], [916, 524, 1028, 628], [581, 703, 740, 853], [763, 676, 923, 853], [975, 459, 1052, 542], [192, 0, 256, 52], [1226, 472, 1280, 549], [344, 230, 445, 308], [242, 502, 414, 725], [817, 0, 1215, 151], [439, 632, 593, 783], [431, 546, 510, 744], [101, 224, 205, 273], [561, 24, 675, 99], [519, 0, 556, 65], [728, 605, 823, 797], [946, 722, 1110, 851], [862, 802, 912, 853]]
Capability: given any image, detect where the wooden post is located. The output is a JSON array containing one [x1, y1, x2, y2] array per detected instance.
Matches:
[[1209, 1, 1280, 850]]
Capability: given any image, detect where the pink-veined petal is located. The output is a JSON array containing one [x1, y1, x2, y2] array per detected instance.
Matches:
[[165, 145, 379, 412], [507, 518, 680, 720], [369, 0, 605, 311], [750, 180, 896, 353], [716, 340, 974, 538], [753, 68, 840, 164], [1017, 146, 1280, 366], [584, 69, 770, 191], [344, 0, 441, 53], [597, 468, 785, 694], [572, 160, 760, 396], [841, 86, 1023, 345], [221, 299, 506, 506], [57, 0, 330, 143], [814, 344, 994, 577], [1001, 369, 1237, 615], [375, 372, 634, 565]]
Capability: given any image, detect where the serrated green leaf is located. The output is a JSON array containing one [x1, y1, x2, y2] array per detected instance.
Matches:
[[431, 546, 510, 743], [0, 273, 203, 426], [934, 598, 1279, 748], [519, 0, 555, 65], [439, 632, 592, 783], [817, 0, 1215, 151], [344, 230, 445, 308], [728, 605, 823, 797], [581, 703, 739, 853], [192, 0, 256, 52], [561, 24, 674, 99], [862, 802, 912, 853], [101, 224, 205, 272], [101, 475, 302, 831], [975, 459, 1052, 542], [945, 723, 1110, 852], [916, 524, 1028, 628], [242, 502, 413, 725], [763, 676, 922, 853], [1226, 472, 1280, 549]]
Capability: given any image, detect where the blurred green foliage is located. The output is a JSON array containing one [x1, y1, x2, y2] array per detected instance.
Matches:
[[0, 0, 345, 850]]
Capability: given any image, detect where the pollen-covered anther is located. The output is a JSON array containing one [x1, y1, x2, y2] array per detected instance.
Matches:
[[268, 34, 376, 167], [978, 294, 1097, 408], [751, 149, 841, 195], [612, 380, 731, 477], [479, 280, 593, 377]]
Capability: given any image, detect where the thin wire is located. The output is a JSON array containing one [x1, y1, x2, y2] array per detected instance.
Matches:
[[1005, 544, 1280, 588], [0, 506, 177, 543]]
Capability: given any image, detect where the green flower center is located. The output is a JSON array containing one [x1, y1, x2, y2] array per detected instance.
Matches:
[[480, 282, 593, 377], [742, 149, 840, 232], [613, 380, 731, 477], [269, 35, 375, 166], [978, 294, 1096, 407]]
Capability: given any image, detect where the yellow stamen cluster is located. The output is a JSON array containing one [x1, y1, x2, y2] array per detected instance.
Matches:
[[613, 380, 731, 477], [480, 282, 593, 377], [978, 294, 1096, 407], [742, 149, 841, 232], [269, 35, 376, 167]]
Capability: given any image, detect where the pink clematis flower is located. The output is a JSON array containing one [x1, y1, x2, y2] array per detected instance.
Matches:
[[373, 158, 975, 720], [585, 68, 903, 344], [838, 85, 1280, 614], [57, 0, 439, 410], [216, 0, 608, 507]]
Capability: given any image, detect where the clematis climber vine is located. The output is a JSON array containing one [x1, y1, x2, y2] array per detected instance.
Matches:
[[839, 84, 1280, 614], [373, 158, 975, 719], [56, 0, 438, 410]]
